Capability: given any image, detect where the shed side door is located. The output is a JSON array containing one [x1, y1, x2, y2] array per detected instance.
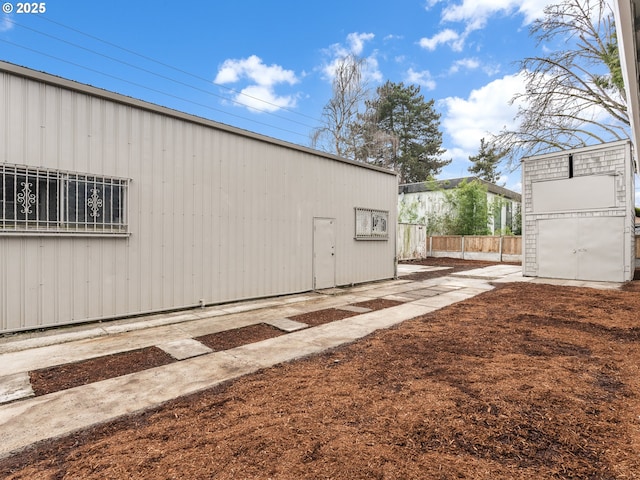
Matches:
[[576, 216, 625, 282], [313, 218, 336, 290], [538, 218, 578, 280]]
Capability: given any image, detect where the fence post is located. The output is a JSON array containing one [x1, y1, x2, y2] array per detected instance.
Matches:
[[499, 235, 503, 262], [461, 235, 465, 260]]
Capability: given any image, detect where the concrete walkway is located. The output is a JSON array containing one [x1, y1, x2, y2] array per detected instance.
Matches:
[[0, 263, 619, 458]]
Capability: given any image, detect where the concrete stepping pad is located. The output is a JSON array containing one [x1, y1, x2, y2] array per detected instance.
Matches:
[[397, 265, 451, 276], [0, 373, 34, 405], [410, 290, 476, 309], [265, 318, 308, 332], [381, 294, 416, 302], [399, 288, 442, 299], [336, 305, 372, 313], [450, 265, 522, 279], [157, 339, 213, 360]]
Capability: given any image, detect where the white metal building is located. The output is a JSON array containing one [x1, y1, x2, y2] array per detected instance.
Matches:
[[0, 61, 397, 334], [522, 141, 636, 282]]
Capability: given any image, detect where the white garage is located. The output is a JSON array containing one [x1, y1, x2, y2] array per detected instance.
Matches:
[[522, 140, 636, 283], [0, 61, 398, 334]]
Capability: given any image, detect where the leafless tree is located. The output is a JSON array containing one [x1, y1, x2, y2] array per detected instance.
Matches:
[[494, 0, 629, 167], [311, 55, 369, 158]]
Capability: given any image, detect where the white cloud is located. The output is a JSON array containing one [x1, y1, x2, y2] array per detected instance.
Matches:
[[384, 34, 403, 42], [425, 0, 444, 8], [363, 56, 383, 83], [214, 55, 299, 113], [326, 32, 375, 60], [448, 58, 501, 76], [441, 0, 549, 31], [322, 54, 382, 84], [347, 32, 375, 56], [449, 57, 480, 74], [235, 85, 297, 112], [419, 29, 463, 52], [441, 73, 525, 153], [421, 0, 549, 53], [321, 32, 381, 83], [215, 55, 297, 87], [481, 63, 502, 76], [405, 68, 436, 90]]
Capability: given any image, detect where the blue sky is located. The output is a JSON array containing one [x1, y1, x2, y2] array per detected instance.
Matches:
[[0, 0, 629, 196]]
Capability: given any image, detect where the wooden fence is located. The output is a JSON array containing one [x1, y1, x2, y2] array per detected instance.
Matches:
[[428, 235, 522, 262], [397, 224, 522, 262]]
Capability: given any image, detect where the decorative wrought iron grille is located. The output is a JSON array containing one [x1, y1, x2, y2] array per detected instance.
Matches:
[[1, 164, 128, 234], [355, 207, 389, 240]]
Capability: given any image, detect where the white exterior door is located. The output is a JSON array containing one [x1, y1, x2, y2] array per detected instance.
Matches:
[[313, 218, 336, 289], [537, 218, 576, 280], [576, 217, 625, 282]]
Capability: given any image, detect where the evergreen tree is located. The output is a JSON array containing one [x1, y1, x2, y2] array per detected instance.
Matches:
[[361, 81, 449, 183], [467, 138, 504, 184]]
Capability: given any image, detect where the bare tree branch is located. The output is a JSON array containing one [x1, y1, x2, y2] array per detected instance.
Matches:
[[310, 55, 369, 158], [493, 0, 629, 168]]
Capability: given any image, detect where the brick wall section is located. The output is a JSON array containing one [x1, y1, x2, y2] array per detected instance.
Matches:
[[522, 141, 633, 278]]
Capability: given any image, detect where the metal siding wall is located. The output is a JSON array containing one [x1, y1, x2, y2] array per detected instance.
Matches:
[[243, 140, 263, 298], [265, 148, 287, 295], [2, 239, 23, 331], [36, 240, 52, 326], [207, 130, 222, 302], [217, 134, 230, 301], [191, 126, 206, 303], [0, 69, 397, 332], [166, 118, 180, 307]]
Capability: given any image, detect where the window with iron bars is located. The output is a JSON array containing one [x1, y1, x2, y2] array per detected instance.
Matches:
[[0, 164, 128, 234]]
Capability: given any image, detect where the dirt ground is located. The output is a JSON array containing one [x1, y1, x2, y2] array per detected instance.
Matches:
[[3, 258, 640, 479]]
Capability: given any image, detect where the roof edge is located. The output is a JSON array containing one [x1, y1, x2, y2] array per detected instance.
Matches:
[[521, 140, 632, 163], [398, 176, 521, 200]]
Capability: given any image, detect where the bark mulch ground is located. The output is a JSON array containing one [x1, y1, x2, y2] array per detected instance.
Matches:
[[3, 259, 640, 479], [287, 308, 361, 327], [29, 347, 176, 397], [350, 298, 405, 310], [196, 323, 285, 351], [286, 298, 406, 327]]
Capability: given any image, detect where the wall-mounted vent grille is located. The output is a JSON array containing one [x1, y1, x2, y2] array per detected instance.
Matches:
[[355, 207, 388, 240]]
